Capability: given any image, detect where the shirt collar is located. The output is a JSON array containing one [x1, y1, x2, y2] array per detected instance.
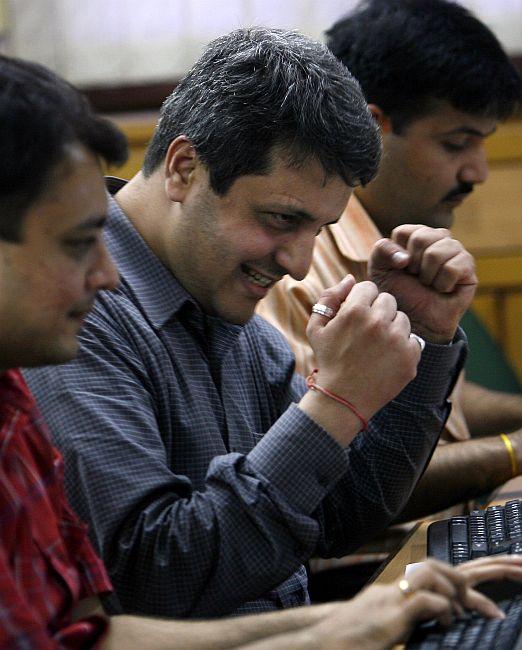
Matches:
[[105, 177, 196, 329], [327, 194, 382, 262], [104, 178, 243, 346]]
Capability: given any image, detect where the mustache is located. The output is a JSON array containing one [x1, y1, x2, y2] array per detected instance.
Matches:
[[442, 182, 474, 201], [68, 298, 96, 317]]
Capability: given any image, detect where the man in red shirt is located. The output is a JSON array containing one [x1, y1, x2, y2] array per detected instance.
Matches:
[[1, 52, 522, 650]]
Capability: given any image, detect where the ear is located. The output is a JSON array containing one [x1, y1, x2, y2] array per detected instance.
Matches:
[[367, 104, 393, 135], [164, 136, 198, 203]]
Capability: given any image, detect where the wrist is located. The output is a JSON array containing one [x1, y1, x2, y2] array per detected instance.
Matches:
[[500, 433, 519, 478], [306, 369, 368, 432], [506, 431, 522, 477], [299, 390, 361, 448], [409, 322, 457, 345]]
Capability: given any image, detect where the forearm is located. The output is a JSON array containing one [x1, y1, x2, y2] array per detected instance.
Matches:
[[102, 604, 336, 650], [461, 381, 522, 436], [397, 432, 522, 522], [58, 403, 347, 618], [316, 338, 464, 556], [234, 628, 315, 650]]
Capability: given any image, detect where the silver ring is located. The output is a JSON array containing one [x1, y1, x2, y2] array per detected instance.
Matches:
[[312, 303, 336, 319], [409, 333, 426, 352]]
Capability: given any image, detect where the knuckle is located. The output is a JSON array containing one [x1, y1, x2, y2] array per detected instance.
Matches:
[[434, 260, 460, 287], [395, 311, 411, 331], [361, 279, 378, 292], [411, 226, 448, 248], [368, 316, 387, 338], [319, 287, 338, 303], [347, 302, 367, 323], [374, 237, 389, 249], [407, 229, 423, 246], [422, 248, 440, 266], [450, 238, 465, 252], [380, 290, 396, 305]]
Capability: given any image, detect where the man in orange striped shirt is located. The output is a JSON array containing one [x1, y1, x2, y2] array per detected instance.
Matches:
[[258, 0, 522, 574]]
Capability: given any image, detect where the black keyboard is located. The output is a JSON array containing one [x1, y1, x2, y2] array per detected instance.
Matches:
[[427, 500, 522, 565], [407, 593, 522, 649]]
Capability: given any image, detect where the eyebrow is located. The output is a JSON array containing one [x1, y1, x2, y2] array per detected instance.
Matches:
[[261, 204, 343, 229], [262, 204, 316, 222], [439, 125, 497, 138], [68, 214, 108, 233]]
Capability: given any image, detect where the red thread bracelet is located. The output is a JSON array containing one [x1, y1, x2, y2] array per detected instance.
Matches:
[[306, 368, 368, 432]]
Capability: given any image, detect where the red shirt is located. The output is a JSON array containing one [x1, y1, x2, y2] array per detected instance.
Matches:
[[0, 369, 112, 648]]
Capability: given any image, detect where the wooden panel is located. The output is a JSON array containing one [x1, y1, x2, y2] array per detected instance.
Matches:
[[458, 256, 522, 381], [106, 112, 157, 179], [452, 166, 522, 256], [484, 119, 522, 163]]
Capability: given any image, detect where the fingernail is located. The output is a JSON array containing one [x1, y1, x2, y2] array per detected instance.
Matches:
[[392, 251, 409, 263]]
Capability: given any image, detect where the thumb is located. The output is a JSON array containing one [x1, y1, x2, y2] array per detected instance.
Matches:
[[369, 238, 410, 277]]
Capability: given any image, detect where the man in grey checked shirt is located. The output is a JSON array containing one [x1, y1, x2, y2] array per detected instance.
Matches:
[[25, 27, 475, 619]]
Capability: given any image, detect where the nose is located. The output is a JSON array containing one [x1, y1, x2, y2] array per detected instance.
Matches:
[[274, 231, 316, 281], [87, 242, 119, 292], [459, 144, 489, 186]]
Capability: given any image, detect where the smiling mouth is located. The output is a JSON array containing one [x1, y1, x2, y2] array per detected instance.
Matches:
[[68, 312, 88, 323], [68, 305, 93, 320], [241, 264, 277, 288]]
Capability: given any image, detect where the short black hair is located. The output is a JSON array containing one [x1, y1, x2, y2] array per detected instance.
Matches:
[[143, 27, 381, 194], [0, 55, 128, 242], [326, 0, 521, 132]]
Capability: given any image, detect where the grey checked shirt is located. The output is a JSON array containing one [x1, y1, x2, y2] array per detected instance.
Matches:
[[25, 178, 466, 618]]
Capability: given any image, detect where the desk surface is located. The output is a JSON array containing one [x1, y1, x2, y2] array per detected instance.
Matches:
[[371, 522, 429, 585]]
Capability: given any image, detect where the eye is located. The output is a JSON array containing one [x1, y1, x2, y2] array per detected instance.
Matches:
[[64, 237, 96, 259], [442, 141, 467, 153], [264, 213, 300, 231]]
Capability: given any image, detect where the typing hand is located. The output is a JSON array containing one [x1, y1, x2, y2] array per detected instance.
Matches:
[[303, 557, 522, 650], [368, 225, 477, 344]]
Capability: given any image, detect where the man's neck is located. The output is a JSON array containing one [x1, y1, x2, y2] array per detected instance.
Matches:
[[353, 187, 393, 238], [114, 171, 175, 268]]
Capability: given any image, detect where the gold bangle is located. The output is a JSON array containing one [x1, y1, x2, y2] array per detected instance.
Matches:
[[500, 433, 518, 478]]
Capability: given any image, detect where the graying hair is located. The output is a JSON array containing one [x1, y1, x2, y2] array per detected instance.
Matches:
[[143, 27, 381, 193]]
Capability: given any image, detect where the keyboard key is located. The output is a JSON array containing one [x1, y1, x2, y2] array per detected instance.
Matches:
[[510, 541, 522, 554], [451, 518, 470, 563], [451, 517, 469, 544], [469, 510, 488, 558]]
